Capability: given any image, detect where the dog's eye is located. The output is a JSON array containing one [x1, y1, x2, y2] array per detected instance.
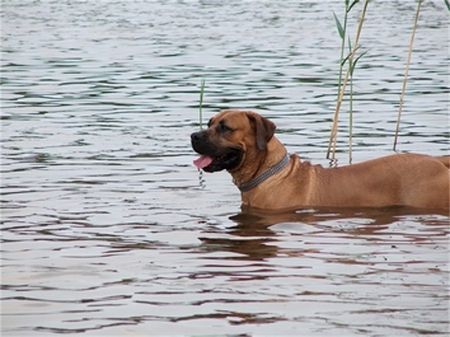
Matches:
[[218, 121, 233, 133]]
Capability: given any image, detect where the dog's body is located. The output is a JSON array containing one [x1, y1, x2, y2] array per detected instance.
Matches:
[[191, 110, 450, 212]]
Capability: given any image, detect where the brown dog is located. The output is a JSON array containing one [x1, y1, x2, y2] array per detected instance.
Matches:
[[191, 109, 450, 212]]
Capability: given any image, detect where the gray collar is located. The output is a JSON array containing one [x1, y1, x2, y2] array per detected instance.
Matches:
[[237, 154, 290, 193]]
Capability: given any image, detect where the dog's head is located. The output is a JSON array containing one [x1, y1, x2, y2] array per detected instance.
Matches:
[[191, 110, 276, 172]]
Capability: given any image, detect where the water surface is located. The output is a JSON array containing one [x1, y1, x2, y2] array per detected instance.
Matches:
[[1, 1, 449, 336]]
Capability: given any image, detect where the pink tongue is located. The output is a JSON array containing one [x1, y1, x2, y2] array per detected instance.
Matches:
[[193, 155, 213, 169]]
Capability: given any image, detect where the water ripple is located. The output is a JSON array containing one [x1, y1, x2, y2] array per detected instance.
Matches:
[[1, 0, 449, 336]]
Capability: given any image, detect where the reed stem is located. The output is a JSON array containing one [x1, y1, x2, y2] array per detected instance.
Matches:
[[199, 79, 205, 130], [393, 0, 423, 152], [337, 6, 349, 104], [327, 0, 369, 160], [349, 64, 354, 164], [327, 2, 349, 161]]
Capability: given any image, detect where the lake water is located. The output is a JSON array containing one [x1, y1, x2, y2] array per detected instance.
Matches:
[[1, 1, 449, 336]]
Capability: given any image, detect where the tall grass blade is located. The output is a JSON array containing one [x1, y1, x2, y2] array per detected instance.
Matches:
[[326, 4, 350, 163], [351, 50, 367, 75], [393, 0, 422, 151], [341, 44, 361, 67], [198, 79, 205, 130], [347, 0, 360, 13], [333, 11, 345, 39], [327, 0, 369, 161], [341, 53, 351, 67], [349, 70, 354, 165], [444, 0, 450, 11]]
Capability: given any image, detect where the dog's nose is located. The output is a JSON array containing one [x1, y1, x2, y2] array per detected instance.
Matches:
[[191, 132, 199, 141], [191, 131, 203, 142]]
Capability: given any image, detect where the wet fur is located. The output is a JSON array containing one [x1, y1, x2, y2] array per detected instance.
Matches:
[[192, 110, 450, 212]]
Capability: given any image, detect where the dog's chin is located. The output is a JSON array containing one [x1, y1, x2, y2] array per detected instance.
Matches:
[[200, 148, 244, 173]]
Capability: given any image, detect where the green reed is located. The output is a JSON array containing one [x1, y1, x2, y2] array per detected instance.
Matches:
[[346, 39, 367, 164], [327, 0, 369, 163]]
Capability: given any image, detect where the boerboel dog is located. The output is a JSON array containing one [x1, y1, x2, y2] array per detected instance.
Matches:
[[191, 110, 450, 212]]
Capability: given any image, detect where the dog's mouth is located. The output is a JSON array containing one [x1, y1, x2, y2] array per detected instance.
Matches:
[[193, 155, 214, 170], [193, 148, 243, 172]]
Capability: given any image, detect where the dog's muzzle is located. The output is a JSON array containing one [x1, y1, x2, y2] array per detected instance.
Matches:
[[190, 131, 243, 172]]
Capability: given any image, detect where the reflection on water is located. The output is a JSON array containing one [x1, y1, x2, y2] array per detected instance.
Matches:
[[1, 0, 449, 336]]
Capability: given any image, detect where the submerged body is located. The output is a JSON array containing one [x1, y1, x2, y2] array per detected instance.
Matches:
[[242, 152, 449, 211]]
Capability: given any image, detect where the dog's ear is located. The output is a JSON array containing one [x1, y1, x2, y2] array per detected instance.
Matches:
[[247, 112, 276, 151]]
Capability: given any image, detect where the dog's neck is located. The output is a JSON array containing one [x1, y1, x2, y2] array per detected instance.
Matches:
[[230, 136, 287, 189]]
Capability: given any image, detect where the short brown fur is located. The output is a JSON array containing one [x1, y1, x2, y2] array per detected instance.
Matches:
[[195, 110, 450, 212]]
